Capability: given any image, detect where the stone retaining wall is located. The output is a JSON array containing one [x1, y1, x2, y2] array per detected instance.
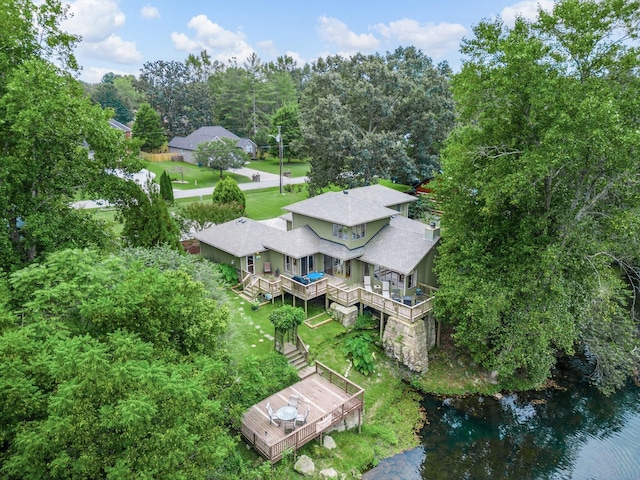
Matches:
[[382, 315, 436, 372]]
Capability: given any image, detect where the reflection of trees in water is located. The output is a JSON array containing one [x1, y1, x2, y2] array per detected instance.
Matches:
[[419, 377, 640, 480]]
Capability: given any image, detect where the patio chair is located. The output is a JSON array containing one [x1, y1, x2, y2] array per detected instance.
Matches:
[[363, 275, 373, 292], [296, 403, 310, 425], [266, 402, 279, 426], [263, 262, 272, 274], [288, 395, 299, 409], [382, 281, 390, 298]]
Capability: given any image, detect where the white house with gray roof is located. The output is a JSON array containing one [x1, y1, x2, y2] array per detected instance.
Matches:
[[168, 126, 257, 163]]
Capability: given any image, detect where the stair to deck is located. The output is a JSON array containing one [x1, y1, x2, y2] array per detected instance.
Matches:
[[283, 343, 314, 378]]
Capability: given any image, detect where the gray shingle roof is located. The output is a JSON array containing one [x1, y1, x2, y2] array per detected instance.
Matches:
[[342, 184, 417, 207], [264, 226, 363, 260], [194, 217, 280, 257], [357, 216, 439, 275], [284, 190, 399, 226], [168, 126, 252, 151]]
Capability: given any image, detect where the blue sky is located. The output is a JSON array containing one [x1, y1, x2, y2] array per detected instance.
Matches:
[[61, 0, 554, 83]]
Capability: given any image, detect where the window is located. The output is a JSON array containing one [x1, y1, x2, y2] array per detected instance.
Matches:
[[352, 224, 366, 239], [333, 224, 349, 240], [408, 270, 417, 289], [285, 255, 292, 273], [301, 255, 314, 275]]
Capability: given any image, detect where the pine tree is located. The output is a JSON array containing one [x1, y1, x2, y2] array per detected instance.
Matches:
[[132, 103, 166, 151], [159, 170, 174, 204]]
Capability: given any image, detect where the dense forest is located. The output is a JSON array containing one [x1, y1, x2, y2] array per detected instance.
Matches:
[[1, 0, 639, 477]]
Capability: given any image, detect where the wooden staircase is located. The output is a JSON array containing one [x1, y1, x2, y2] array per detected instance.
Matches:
[[283, 342, 314, 378]]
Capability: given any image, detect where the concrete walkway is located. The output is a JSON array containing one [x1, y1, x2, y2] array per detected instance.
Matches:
[[73, 166, 308, 208]]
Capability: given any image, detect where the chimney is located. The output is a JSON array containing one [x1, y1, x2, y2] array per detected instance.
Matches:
[[425, 221, 440, 241]]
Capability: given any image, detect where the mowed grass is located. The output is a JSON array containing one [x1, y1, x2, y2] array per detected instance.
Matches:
[[243, 185, 309, 220], [143, 160, 251, 190], [248, 157, 310, 177]]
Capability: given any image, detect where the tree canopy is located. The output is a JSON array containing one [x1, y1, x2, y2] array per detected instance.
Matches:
[[0, 1, 141, 271], [132, 102, 166, 151], [434, 0, 640, 394], [211, 176, 246, 209], [299, 47, 454, 193], [195, 137, 248, 178]]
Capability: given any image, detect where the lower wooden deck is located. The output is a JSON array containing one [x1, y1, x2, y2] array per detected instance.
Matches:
[[241, 362, 364, 463]]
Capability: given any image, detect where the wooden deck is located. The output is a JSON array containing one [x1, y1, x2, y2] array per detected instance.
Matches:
[[242, 271, 435, 323], [240, 362, 364, 463]]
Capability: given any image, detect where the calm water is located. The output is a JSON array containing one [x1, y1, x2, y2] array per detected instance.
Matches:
[[364, 367, 640, 480]]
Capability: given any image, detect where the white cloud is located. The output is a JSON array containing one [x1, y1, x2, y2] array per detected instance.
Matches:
[[256, 40, 277, 56], [82, 66, 136, 83], [501, 0, 554, 27], [78, 35, 143, 64], [62, 0, 125, 42], [373, 19, 467, 59], [171, 14, 255, 62], [316, 16, 380, 53], [141, 4, 160, 20]]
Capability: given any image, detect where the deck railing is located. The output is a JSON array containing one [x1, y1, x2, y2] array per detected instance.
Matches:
[[240, 361, 364, 464], [246, 273, 434, 323]]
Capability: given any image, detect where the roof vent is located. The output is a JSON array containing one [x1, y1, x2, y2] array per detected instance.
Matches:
[[343, 190, 349, 194]]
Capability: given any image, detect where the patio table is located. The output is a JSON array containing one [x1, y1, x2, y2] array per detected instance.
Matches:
[[276, 405, 298, 433]]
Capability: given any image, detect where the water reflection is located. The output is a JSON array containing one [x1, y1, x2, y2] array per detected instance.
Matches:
[[364, 377, 640, 480]]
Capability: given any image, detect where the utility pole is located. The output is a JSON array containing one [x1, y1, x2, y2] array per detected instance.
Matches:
[[277, 125, 283, 194]]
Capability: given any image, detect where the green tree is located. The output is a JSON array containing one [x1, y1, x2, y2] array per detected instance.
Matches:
[[300, 49, 454, 193], [0, 58, 140, 270], [0, 325, 235, 479], [159, 170, 174, 204], [137, 60, 215, 139], [176, 201, 244, 233], [268, 103, 303, 162], [211, 176, 246, 209], [131, 102, 166, 151], [434, 0, 640, 394], [91, 73, 132, 123], [195, 137, 248, 178], [119, 181, 181, 250]]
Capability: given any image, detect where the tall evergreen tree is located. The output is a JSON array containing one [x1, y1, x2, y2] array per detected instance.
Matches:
[[159, 170, 174, 204], [132, 102, 166, 151]]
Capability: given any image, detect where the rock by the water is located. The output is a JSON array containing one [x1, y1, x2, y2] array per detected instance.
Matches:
[[323, 435, 337, 450], [293, 455, 315, 477], [319, 467, 339, 479]]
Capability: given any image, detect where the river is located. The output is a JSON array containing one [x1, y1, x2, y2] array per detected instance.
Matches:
[[363, 365, 640, 480]]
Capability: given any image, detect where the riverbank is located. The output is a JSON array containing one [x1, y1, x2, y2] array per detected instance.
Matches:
[[292, 322, 498, 477]]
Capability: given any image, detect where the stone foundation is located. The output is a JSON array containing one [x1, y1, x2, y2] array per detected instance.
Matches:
[[329, 303, 358, 328], [382, 315, 436, 372]]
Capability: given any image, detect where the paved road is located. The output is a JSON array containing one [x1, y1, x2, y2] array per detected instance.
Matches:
[[73, 167, 308, 208]]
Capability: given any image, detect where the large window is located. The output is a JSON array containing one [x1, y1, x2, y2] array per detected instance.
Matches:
[[352, 224, 366, 240], [373, 265, 403, 289], [333, 223, 349, 240]]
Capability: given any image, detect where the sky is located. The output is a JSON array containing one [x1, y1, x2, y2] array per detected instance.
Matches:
[[60, 0, 554, 83]]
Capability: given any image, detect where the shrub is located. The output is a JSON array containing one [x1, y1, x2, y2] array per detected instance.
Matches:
[[343, 333, 375, 376], [213, 263, 238, 286]]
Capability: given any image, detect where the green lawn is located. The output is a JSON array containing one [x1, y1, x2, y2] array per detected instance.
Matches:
[[248, 157, 310, 177], [243, 185, 309, 220], [143, 160, 252, 190]]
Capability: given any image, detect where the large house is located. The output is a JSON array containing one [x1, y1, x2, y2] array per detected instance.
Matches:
[[196, 184, 440, 371], [168, 126, 257, 163]]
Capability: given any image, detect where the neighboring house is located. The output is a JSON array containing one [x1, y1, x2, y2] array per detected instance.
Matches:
[[108, 118, 132, 138], [168, 126, 257, 163]]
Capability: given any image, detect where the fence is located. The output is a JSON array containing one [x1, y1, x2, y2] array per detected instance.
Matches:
[[139, 152, 183, 162]]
